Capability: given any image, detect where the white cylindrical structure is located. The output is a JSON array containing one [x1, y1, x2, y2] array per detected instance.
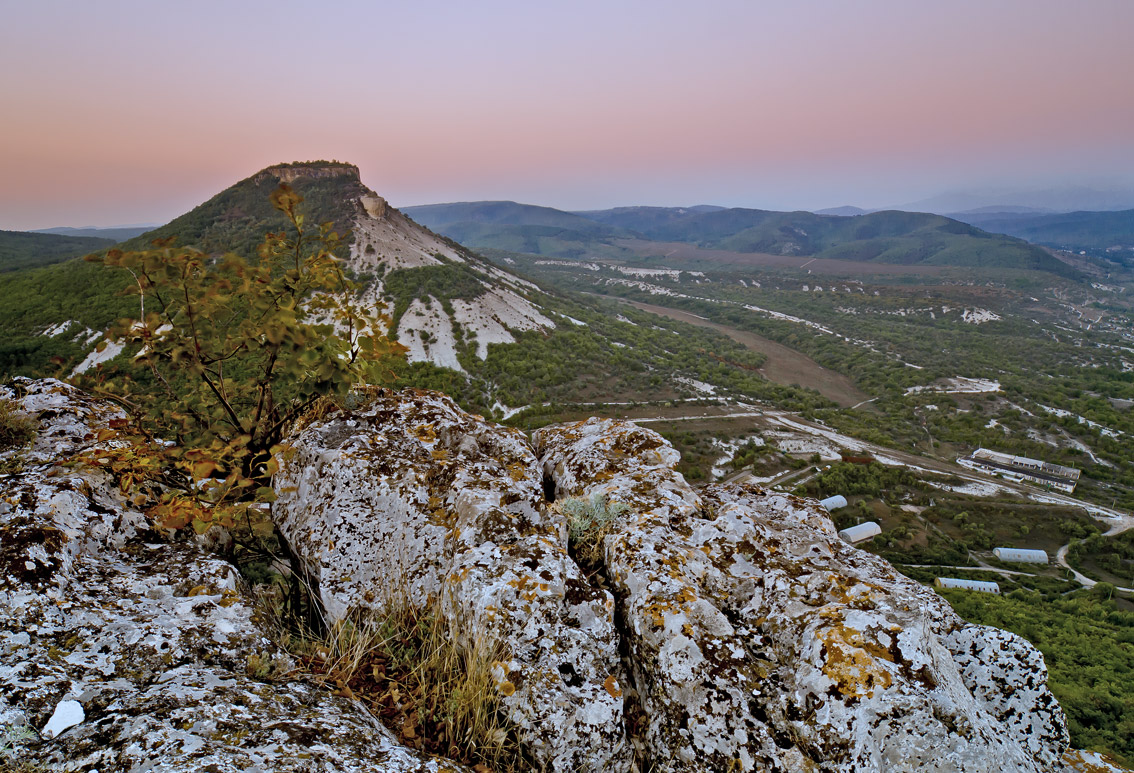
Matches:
[[993, 547, 1048, 564], [837, 521, 881, 543], [820, 495, 848, 511], [935, 577, 1000, 594]]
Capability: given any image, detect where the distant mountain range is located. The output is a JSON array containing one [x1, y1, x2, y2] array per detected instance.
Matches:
[[0, 230, 116, 272], [947, 209, 1134, 256], [813, 206, 868, 217], [33, 225, 156, 242], [404, 201, 1079, 278]]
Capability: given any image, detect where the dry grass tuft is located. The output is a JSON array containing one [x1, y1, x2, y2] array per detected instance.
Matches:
[[271, 588, 527, 772], [0, 399, 36, 453]]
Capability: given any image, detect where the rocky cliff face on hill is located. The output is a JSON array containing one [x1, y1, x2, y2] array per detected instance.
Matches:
[[252, 161, 364, 185], [0, 378, 1119, 772]]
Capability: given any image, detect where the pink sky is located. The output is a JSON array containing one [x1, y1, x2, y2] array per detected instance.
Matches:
[[1, 0, 1132, 229]]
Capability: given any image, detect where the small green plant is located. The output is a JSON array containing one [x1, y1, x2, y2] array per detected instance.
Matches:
[[559, 493, 628, 570], [0, 721, 39, 770], [0, 398, 36, 452]]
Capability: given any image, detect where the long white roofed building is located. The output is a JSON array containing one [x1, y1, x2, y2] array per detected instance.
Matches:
[[958, 448, 1080, 493]]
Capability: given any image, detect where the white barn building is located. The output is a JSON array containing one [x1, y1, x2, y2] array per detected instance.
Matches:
[[820, 495, 848, 511], [935, 577, 1001, 594], [838, 521, 881, 544], [993, 547, 1048, 564]]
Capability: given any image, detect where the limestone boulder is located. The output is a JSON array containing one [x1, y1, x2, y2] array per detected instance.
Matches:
[[272, 389, 631, 773], [0, 378, 462, 773], [534, 417, 1070, 772], [0, 382, 1089, 772]]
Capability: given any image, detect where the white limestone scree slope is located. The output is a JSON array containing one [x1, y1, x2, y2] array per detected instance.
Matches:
[[343, 186, 557, 372]]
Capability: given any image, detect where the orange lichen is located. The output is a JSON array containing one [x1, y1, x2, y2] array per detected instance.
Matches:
[[643, 600, 678, 629], [411, 423, 437, 442], [818, 625, 894, 698]]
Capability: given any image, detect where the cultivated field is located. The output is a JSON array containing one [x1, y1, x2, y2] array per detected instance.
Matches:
[[624, 299, 872, 408]]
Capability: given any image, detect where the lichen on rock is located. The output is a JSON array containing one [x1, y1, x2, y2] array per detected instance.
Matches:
[[273, 389, 631, 772], [534, 417, 1071, 772], [0, 381, 1090, 772], [0, 378, 465, 772]]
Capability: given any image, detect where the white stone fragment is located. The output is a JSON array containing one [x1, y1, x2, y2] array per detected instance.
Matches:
[[41, 700, 84, 738]]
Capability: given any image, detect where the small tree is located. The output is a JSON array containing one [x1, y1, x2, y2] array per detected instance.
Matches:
[[81, 184, 406, 533]]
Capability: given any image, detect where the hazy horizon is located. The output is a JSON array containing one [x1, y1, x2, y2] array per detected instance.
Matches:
[[2, 0, 1133, 230]]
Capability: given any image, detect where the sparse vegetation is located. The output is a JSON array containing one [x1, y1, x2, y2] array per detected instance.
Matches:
[[0, 398, 36, 451], [265, 590, 528, 772], [559, 493, 628, 571], [383, 262, 488, 329], [0, 719, 46, 772]]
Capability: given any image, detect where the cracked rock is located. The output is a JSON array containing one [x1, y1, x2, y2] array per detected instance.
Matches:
[[534, 417, 1070, 772], [273, 390, 632, 772]]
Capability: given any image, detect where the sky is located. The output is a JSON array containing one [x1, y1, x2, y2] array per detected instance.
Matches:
[[1, 0, 1133, 229]]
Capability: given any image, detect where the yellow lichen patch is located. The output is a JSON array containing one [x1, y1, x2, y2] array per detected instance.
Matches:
[[187, 584, 216, 597], [818, 625, 894, 698], [506, 461, 528, 482], [507, 576, 532, 591], [643, 600, 678, 629], [430, 448, 449, 462], [818, 572, 883, 609], [604, 674, 622, 698], [411, 423, 437, 442], [677, 587, 697, 605]]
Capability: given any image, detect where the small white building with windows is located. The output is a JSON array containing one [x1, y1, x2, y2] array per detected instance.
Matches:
[[935, 577, 1000, 594]]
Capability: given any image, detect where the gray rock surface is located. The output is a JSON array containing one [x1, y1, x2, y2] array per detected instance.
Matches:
[[0, 382, 1083, 772], [273, 389, 632, 773], [533, 417, 1070, 772], [0, 378, 462, 772]]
